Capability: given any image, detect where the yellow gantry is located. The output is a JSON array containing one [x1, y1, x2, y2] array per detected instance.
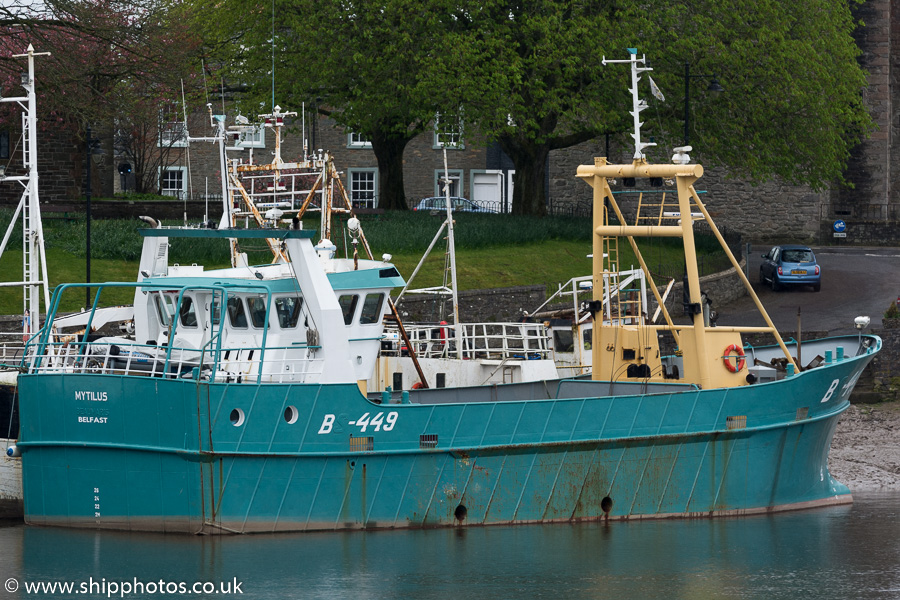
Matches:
[[577, 157, 799, 389]]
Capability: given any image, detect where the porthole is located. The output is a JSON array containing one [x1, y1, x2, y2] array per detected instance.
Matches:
[[284, 405, 299, 424], [230, 408, 245, 427]]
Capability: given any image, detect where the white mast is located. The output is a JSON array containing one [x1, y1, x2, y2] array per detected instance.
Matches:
[[0, 45, 51, 342], [441, 148, 462, 358], [601, 48, 656, 160]]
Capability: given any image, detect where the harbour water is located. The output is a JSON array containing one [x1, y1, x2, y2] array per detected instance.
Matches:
[[0, 491, 897, 599]]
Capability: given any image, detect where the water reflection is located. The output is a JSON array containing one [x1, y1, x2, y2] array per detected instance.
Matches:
[[0, 492, 897, 599]]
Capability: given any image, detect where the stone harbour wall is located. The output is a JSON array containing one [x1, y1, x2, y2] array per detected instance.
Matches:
[[393, 285, 546, 323]]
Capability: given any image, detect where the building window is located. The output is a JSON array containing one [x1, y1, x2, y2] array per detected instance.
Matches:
[[159, 166, 187, 198], [159, 104, 187, 147], [348, 132, 372, 148], [0, 131, 8, 159], [348, 168, 377, 208], [434, 170, 463, 197], [235, 123, 265, 149], [434, 113, 464, 149]]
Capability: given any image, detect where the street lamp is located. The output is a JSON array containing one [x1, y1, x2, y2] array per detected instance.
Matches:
[[85, 125, 101, 307], [682, 62, 724, 147]]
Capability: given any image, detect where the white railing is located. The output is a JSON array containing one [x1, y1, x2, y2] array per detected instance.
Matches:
[[23, 335, 325, 384], [0, 332, 27, 368], [383, 322, 552, 360]]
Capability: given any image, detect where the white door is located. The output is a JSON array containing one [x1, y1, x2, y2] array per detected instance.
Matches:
[[472, 171, 502, 210]]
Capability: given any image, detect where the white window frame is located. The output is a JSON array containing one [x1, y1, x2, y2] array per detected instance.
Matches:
[[158, 105, 187, 148], [433, 169, 463, 197], [347, 168, 378, 208], [348, 132, 372, 148], [433, 113, 464, 149], [159, 166, 187, 198], [235, 124, 266, 149]]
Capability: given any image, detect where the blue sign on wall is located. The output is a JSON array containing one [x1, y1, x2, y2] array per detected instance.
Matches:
[[833, 220, 847, 233]]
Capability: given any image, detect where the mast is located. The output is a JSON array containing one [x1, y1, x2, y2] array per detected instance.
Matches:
[[579, 49, 799, 388], [0, 45, 51, 342], [441, 148, 462, 358]]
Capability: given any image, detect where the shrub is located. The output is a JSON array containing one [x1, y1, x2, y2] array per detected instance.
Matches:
[[885, 301, 900, 319]]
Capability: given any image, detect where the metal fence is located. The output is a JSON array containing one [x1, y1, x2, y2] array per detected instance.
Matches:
[[827, 203, 900, 222]]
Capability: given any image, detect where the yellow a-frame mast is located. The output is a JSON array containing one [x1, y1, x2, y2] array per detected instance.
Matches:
[[581, 50, 798, 389]]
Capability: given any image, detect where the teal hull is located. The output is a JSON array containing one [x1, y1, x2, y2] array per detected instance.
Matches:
[[17, 343, 874, 534]]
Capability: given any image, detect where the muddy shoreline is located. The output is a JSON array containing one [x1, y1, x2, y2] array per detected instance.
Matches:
[[830, 400, 900, 491]]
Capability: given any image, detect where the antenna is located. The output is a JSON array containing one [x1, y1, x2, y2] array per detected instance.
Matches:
[[601, 48, 656, 160], [302, 101, 307, 162], [271, 0, 276, 112], [181, 79, 192, 222]]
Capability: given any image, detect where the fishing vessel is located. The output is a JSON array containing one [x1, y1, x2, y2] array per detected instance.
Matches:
[[10, 50, 879, 533]]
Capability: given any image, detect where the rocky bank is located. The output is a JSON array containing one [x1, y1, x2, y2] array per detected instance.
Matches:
[[830, 401, 900, 491]]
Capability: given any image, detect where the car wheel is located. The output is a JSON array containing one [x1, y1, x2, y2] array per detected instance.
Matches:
[[759, 269, 766, 285], [772, 277, 781, 292], [813, 283, 821, 292]]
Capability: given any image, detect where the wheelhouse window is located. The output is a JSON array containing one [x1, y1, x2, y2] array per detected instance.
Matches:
[[338, 294, 359, 325], [274, 296, 303, 328], [155, 294, 176, 326], [247, 297, 268, 328], [211, 293, 223, 327], [359, 293, 384, 325], [348, 169, 377, 209], [179, 295, 198, 328], [227, 297, 248, 328], [553, 329, 575, 353]]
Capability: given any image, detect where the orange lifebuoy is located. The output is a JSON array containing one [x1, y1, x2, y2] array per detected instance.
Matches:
[[412, 382, 425, 389], [722, 344, 746, 373]]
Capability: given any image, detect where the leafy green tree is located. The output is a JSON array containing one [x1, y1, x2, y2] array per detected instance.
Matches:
[[434, 0, 870, 215], [197, 0, 446, 210], [197, 0, 870, 215]]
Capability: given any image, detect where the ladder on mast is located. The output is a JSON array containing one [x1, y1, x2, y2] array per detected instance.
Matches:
[[0, 45, 51, 345]]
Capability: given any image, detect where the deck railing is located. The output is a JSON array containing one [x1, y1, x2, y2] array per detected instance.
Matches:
[[20, 280, 327, 384], [382, 322, 552, 360], [23, 334, 325, 384]]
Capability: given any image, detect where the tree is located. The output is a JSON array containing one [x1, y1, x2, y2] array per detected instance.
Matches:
[[195, 0, 452, 210], [444, 0, 870, 214], [196, 0, 871, 215], [0, 0, 206, 195]]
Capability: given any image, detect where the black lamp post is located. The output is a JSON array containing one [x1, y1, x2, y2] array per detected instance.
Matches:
[[85, 126, 101, 307], [683, 62, 724, 147]]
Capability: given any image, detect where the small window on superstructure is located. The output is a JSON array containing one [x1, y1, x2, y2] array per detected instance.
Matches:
[[274, 296, 303, 328], [359, 293, 385, 325], [227, 297, 248, 329], [247, 297, 268, 328], [156, 294, 177, 327], [211, 296, 222, 326], [338, 294, 359, 325], [179, 295, 198, 328]]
